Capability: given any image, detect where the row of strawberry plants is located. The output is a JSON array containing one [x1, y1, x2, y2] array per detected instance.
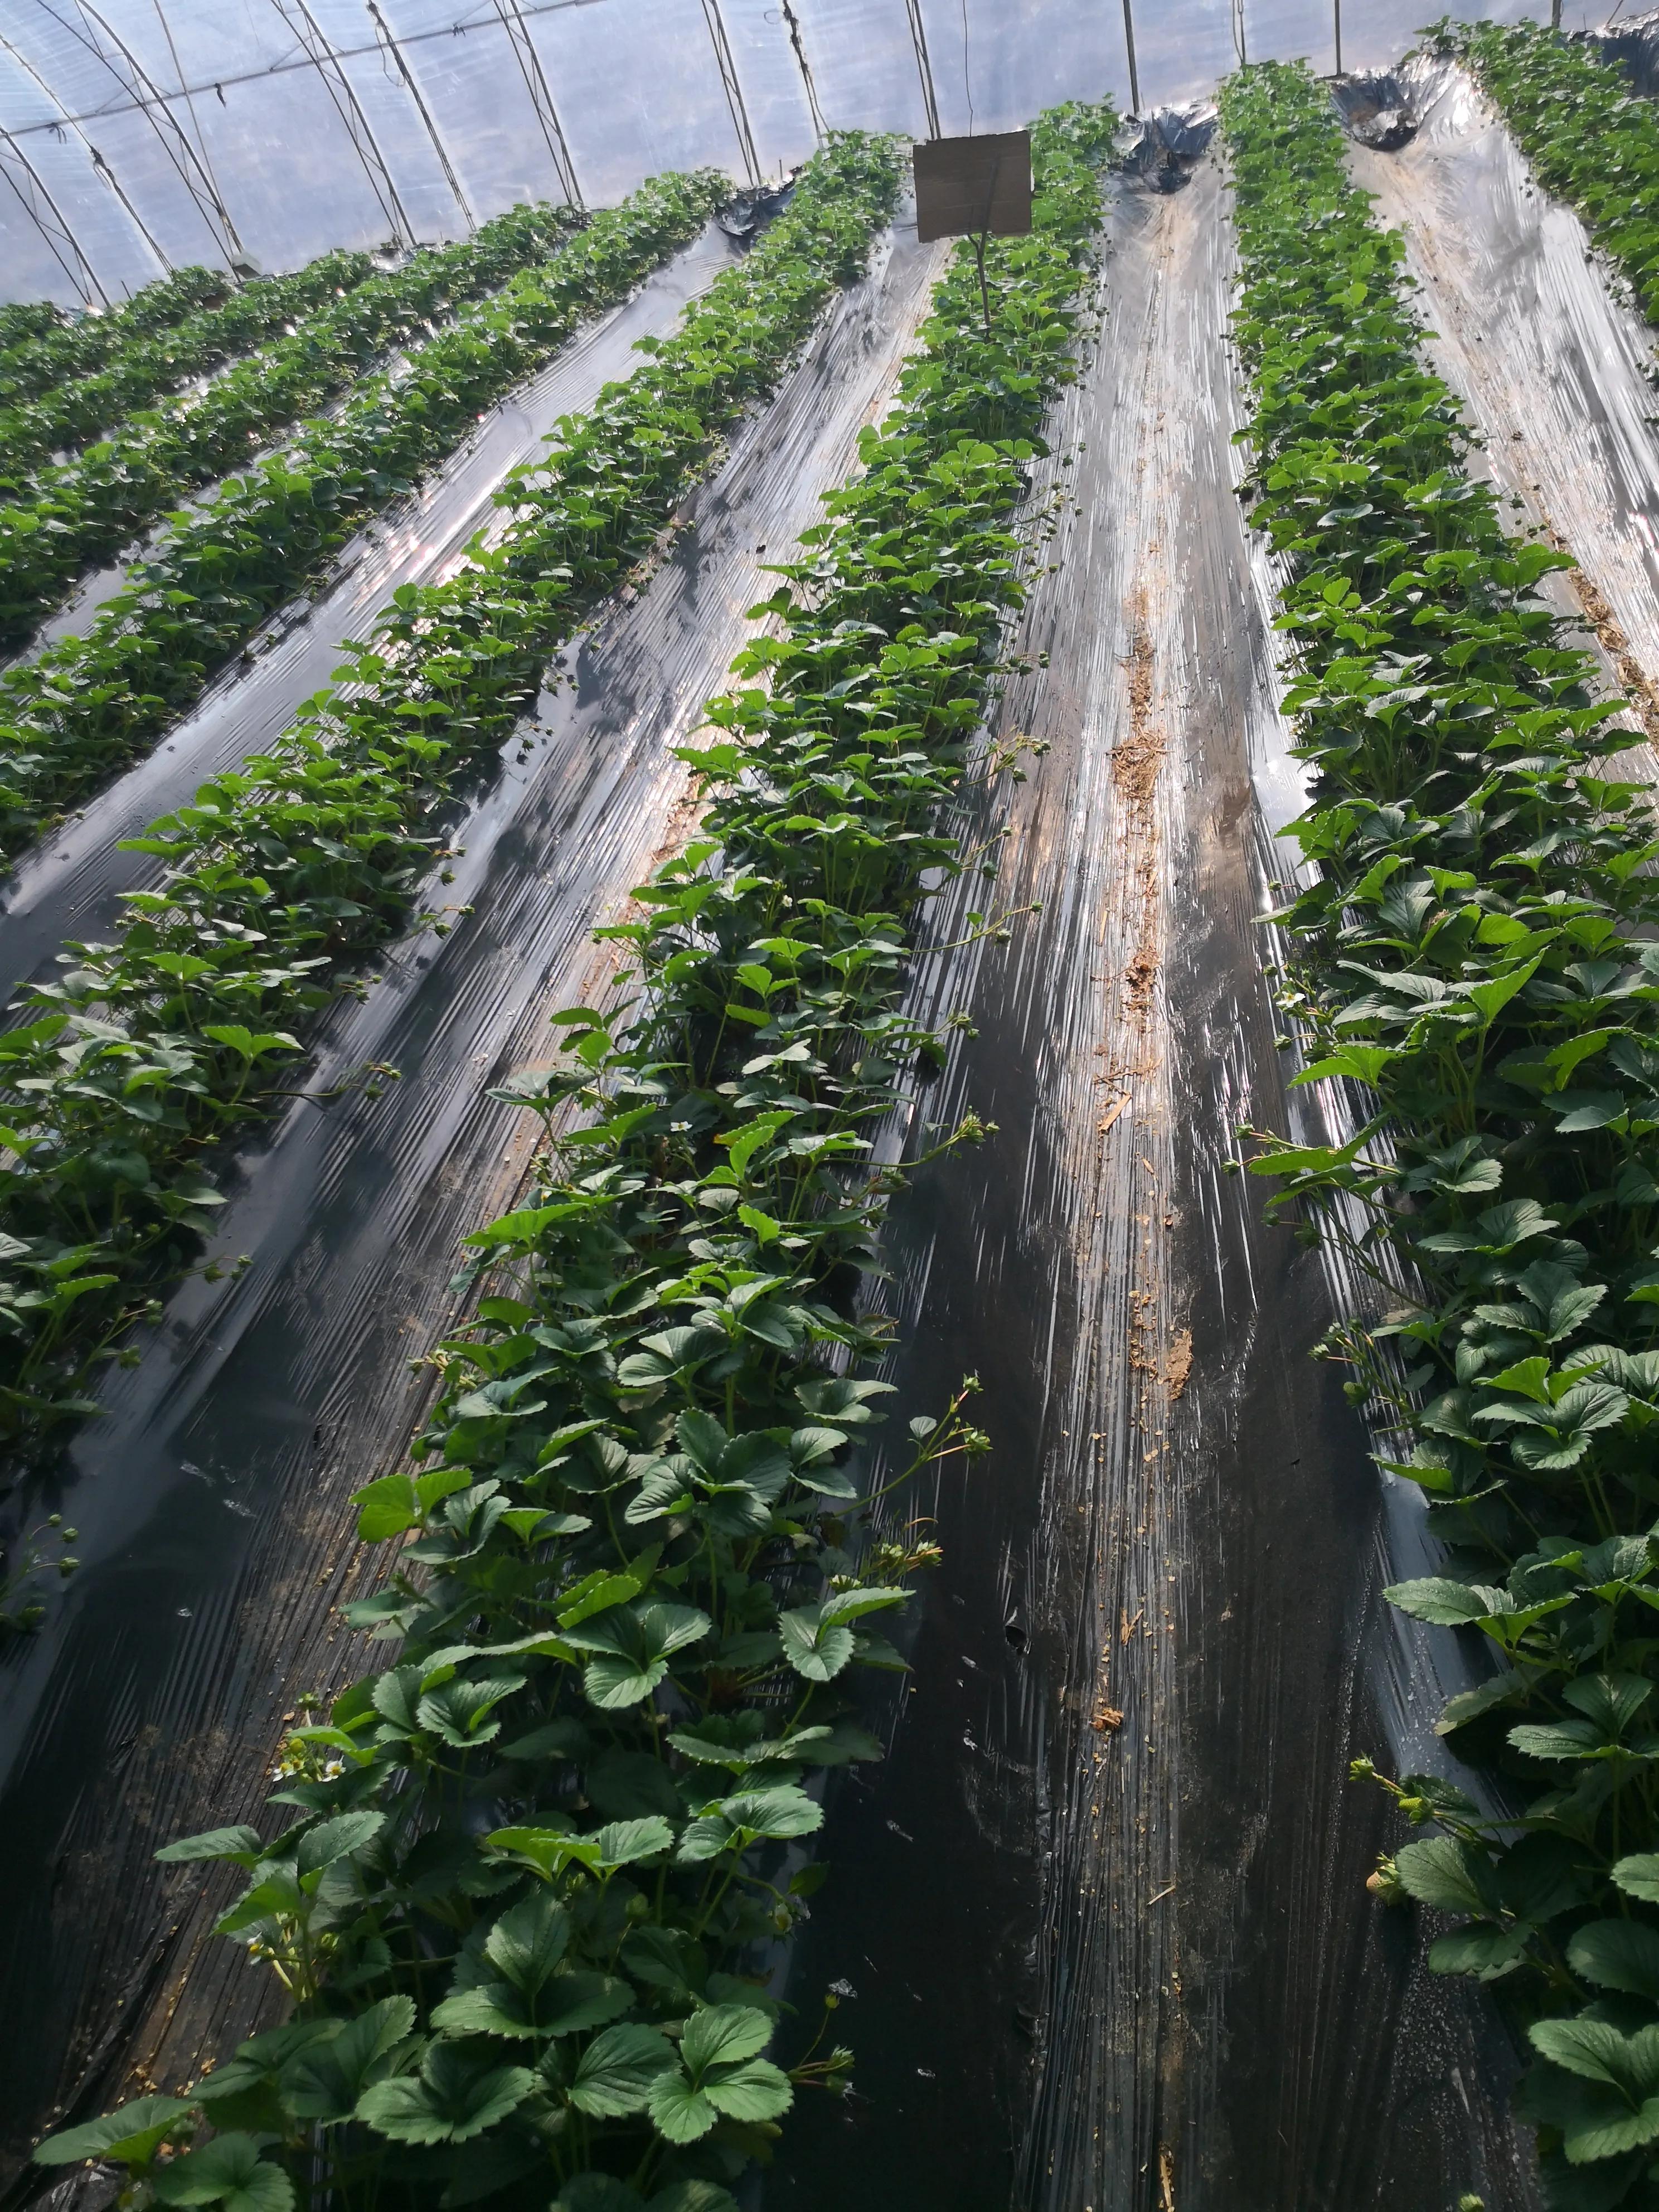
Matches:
[[1432, 16, 1659, 327], [0, 132, 900, 1452], [0, 299, 74, 355], [0, 265, 230, 405], [26, 98, 1117, 2212], [1225, 60, 1659, 2212], [0, 247, 379, 493], [0, 198, 584, 652], [0, 178, 715, 866]]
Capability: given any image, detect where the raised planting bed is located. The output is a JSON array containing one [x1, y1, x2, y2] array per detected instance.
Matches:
[[1439, 14, 1659, 329], [0, 133, 903, 1456], [0, 198, 584, 651], [0, 246, 381, 492], [0, 182, 713, 864], [1226, 56, 1659, 2212], [0, 265, 234, 408], [23, 101, 1115, 2212]]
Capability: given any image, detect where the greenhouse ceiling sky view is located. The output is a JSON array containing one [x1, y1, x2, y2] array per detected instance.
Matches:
[[0, 0, 1563, 303]]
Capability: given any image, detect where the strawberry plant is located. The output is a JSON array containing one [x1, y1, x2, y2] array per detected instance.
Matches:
[[0, 246, 382, 492], [1432, 17, 1659, 325], [0, 179, 720, 862], [0, 197, 588, 651], [0, 300, 70, 355], [0, 265, 231, 407], [0, 132, 901, 1451], [1226, 60, 1659, 2211], [25, 101, 1115, 2212]]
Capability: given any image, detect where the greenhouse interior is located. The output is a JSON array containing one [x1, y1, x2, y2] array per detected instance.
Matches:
[[11, 0, 1659, 2206]]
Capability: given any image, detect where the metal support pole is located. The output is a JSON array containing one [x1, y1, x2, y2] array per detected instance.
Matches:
[[148, 0, 237, 264], [366, 0, 474, 232], [905, 0, 941, 139], [0, 26, 172, 274], [1334, 0, 1342, 76], [492, 0, 581, 207], [1122, 0, 1141, 115], [88, 144, 176, 274], [778, 0, 827, 142], [1232, 0, 1248, 67], [971, 151, 1001, 337], [1551, 0, 1563, 25], [51, 0, 244, 264], [0, 128, 108, 304], [266, 0, 415, 247], [699, 0, 762, 190]]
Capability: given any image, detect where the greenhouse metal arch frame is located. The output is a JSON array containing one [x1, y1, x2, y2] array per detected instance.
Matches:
[[0, 0, 1496, 309]]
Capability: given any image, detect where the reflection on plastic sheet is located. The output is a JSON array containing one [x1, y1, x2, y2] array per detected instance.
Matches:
[[1, 0, 1555, 309]]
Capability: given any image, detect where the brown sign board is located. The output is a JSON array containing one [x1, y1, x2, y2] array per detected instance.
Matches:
[[912, 129, 1032, 244]]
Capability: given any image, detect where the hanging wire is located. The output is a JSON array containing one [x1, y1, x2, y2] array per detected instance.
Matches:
[[265, 0, 415, 247], [365, 0, 476, 231], [775, 0, 827, 141], [0, 125, 108, 302], [42, 0, 245, 263]]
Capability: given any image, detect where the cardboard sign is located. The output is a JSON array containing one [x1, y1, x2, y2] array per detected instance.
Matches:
[[912, 129, 1032, 244]]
